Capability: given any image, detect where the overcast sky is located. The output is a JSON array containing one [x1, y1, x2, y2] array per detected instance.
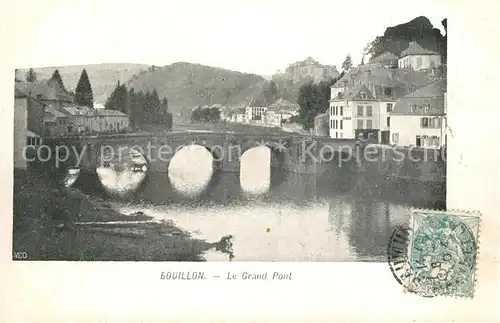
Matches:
[[8, 0, 447, 75]]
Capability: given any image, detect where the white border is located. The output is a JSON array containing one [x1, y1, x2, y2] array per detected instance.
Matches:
[[1, 1, 499, 322]]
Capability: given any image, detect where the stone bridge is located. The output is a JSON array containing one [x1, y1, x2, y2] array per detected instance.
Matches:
[[42, 132, 359, 176]]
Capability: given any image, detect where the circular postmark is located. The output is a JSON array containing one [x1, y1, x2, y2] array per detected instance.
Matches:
[[388, 214, 478, 298]]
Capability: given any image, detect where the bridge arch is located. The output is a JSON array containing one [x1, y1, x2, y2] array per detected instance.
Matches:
[[166, 143, 224, 198], [239, 139, 289, 192]]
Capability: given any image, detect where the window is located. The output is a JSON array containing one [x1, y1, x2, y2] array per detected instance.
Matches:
[[335, 132, 338, 138], [384, 87, 392, 96], [357, 119, 364, 129], [421, 117, 429, 128], [335, 120, 339, 129], [416, 136, 422, 147], [340, 106, 343, 116], [330, 120, 333, 129], [330, 106, 334, 116], [357, 106, 363, 116], [360, 92, 367, 100], [431, 136, 439, 146], [424, 104, 430, 113], [416, 57, 422, 69], [386, 103, 393, 112], [340, 120, 343, 130], [392, 133, 399, 143], [423, 135, 429, 146], [433, 117, 441, 128], [366, 106, 373, 117], [366, 120, 373, 129], [387, 117, 390, 127]]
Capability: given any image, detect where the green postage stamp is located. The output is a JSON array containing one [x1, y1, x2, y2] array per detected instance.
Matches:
[[388, 210, 481, 298]]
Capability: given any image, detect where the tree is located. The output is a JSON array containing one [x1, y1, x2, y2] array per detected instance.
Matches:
[[25, 68, 37, 83], [263, 80, 278, 105], [75, 69, 94, 108], [105, 81, 128, 112], [297, 76, 341, 130], [341, 55, 352, 73], [190, 106, 202, 123], [50, 69, 67, 91]]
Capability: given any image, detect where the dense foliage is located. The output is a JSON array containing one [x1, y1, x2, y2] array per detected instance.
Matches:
[[297, 73, 344, 130], [190, 106, 221, 123], [105, 82, 172, 129]]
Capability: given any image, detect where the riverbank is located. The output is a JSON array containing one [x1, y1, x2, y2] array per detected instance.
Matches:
[[12, 170, 215, 261]]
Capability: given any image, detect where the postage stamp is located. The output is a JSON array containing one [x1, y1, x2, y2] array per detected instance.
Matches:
[[388, 210, 481, 298]]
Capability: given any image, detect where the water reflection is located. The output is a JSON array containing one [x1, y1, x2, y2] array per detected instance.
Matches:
[[72, 147, 445, 261], [240, 146, 271, 195], [168, 145, 214, 197], [96, 147, 148, 196], [62, 168, 81, 187]]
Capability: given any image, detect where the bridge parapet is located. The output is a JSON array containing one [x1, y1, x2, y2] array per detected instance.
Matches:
[[41, 132, 359, 175]]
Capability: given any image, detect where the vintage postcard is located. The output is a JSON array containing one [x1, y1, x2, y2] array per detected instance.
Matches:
[[1, 0, 499, 322]]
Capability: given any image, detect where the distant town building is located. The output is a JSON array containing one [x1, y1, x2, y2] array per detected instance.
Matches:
[[390, 79, 446, 148], [14, 89, 46, 169], [398, 41, 442, 71], [264, 98, 300, 126], [245, 98, 268, 125]]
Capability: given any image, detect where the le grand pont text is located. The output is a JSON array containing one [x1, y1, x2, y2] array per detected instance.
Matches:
[[160, 271, 292, 280]]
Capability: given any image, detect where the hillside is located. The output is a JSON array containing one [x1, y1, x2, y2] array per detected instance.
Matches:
[[367, 16, 447, 62], [126, 62, 268, 119], [17, 63, 151, 104]]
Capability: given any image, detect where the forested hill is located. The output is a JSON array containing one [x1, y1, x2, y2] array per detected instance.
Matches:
[[126, 62, 269, 119]]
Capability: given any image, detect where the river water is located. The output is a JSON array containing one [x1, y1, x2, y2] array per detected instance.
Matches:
[[70, 145, 445, 262]]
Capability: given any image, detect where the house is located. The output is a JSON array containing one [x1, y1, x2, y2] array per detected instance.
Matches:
[[329, 84, 379, 141], [398, 41, 442, 71], [234, 107, 247, 124], [14, 89, 46, 169], [15, 80, 74, 109], [390, 79, 446, 148], [43, 105, 74, 136], [267, 98, 300, 125], [367, 52, 399, 69], [94, 109, 129, 133], [329, 63, 435, 143], [245, 99, 267, 124], [63, 106, 96, 133]]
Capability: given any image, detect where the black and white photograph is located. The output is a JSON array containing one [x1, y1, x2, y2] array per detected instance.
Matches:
[[12, 7, 447, 262]]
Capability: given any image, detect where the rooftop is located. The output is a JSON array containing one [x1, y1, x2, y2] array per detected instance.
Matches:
[[333, 84, 376, 101], [392, 79, 446, 115], [400, 41, 439, 57], [95, 109, 128, 117], [15, 81, 74, 102], [368, 52, 399, 64], [268, 98, 299, 112], [63, 106, 95, 116]]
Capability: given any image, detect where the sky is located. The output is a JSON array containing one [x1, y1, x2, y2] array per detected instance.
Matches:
[[6, 0, 448, 76]]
